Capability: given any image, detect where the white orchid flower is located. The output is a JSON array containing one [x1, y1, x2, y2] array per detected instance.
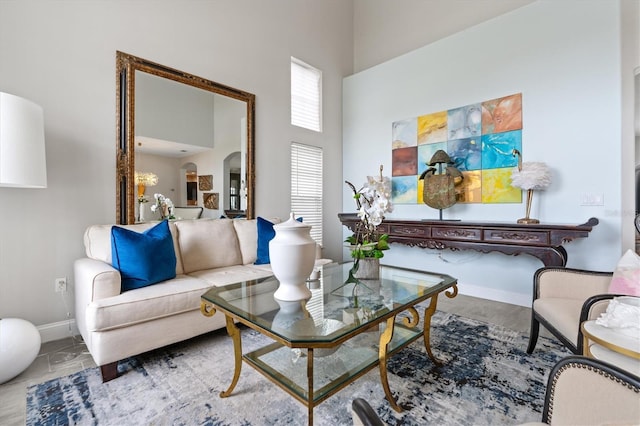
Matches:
[[345, 166, 394, 258]]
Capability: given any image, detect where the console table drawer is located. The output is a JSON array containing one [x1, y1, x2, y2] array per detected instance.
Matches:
[[484, 229, 549, 245], [389, 224, 430, 237], [432, 227, 480, 241]]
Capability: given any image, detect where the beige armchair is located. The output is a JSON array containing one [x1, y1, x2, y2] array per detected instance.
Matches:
[[172, 206, 203, 219], [527, 267, 616, 354], [351, 356, 640, 426], [526, 355, 640, 425]]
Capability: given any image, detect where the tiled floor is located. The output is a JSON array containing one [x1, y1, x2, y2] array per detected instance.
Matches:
[[0, 294, 553, 425], [0, 334, 95, 426]]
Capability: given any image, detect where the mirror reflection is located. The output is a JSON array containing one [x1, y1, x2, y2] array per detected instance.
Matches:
[[116, 51, 255, 224]]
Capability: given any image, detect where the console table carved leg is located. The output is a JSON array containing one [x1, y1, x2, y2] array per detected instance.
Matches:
[[220, 315, 242, 398], [379, 315, 403, 412], [307, 348, 314, 426]]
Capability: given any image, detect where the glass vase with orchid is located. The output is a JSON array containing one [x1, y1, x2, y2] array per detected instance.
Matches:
[[344, 165, 393, 259], [150, 193, 175, 220]]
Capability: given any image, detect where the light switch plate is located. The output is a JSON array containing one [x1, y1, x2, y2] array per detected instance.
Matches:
[[580, 193, 604, 206]]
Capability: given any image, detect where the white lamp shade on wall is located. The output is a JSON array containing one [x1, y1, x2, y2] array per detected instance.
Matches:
[[0, 92, 47, 188]]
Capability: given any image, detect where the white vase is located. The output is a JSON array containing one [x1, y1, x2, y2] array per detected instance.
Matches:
[[139, 203, 146, 222], [354, 257, 380, 280], [270, 212, 316, 301], [0, 318, 41, 384]]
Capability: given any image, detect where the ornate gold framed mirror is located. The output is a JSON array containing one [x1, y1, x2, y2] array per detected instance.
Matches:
[[116, 51, 255, 224]]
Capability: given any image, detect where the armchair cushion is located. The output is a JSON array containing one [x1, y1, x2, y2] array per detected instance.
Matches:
[[532, 298, 585, 346], [536, 268, 610, 300], [609, 249, 640, 296], [528, 267, 613, 354]]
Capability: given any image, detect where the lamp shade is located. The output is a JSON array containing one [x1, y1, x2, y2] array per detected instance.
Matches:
[[0, 92, 47, 188]]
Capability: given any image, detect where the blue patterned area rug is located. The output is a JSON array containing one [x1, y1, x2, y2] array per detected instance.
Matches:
[[26, 312, 569, 425]]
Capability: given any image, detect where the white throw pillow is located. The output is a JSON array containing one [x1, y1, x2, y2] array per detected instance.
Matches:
[[595, 296, 640, 338]]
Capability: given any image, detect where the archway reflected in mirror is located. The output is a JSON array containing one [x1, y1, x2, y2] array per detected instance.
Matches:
[[183, 163, 198, 206], [225, 152, 242, 212]]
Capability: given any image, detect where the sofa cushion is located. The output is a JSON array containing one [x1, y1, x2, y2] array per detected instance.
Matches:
[[111, 220, 177, 292], [84, 221, 184, 275], [85, 274, 210, 331], [188, 263, 274, 287], [85, 266, 276, 332], [233, 219, 258, 265], [175, 219, 242, 273]]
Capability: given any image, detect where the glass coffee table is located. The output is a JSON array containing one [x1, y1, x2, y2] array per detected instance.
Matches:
[[200, 262, 457, 425]]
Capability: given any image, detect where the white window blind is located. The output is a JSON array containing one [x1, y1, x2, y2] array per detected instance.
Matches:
[[291, 142, 323, 246], [291, 57, 322, 132]]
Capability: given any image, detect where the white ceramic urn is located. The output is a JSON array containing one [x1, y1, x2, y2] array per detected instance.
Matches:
[[270, 212, 316, 301]]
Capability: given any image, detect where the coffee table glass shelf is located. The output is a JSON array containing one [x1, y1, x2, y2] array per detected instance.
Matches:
[[200, 262, 457, 425]]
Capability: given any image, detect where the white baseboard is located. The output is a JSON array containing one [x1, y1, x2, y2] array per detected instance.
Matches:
[[457, 283, 531, 307], [37, 319, 79, 343]]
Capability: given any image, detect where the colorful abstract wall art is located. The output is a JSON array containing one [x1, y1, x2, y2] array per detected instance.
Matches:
[[392, 93, 523, 205]]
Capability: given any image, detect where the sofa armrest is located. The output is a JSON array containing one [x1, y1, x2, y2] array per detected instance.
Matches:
[[534, 267, 612, 300], [74, 258, 121, 341], [74, 258, 121, 302]]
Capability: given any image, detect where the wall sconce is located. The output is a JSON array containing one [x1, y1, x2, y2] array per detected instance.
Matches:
[[134, 171, 158, 199], [511, 149, 551, 224]]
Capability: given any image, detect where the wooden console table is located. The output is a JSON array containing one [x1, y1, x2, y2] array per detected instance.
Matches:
[[338, 214, 598, 267]]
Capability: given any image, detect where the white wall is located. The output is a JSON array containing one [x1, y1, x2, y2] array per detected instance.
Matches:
[[352, 0, 534, 73], [0, 0, 352, 340], [344, 0, 638, 306]]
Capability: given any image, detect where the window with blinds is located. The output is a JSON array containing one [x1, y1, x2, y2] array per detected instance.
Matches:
[[291, 57, 322, 132], [291, 142, 323, 246]]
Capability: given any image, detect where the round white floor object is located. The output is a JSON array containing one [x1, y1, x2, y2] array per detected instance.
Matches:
[[0, 318, 41, 384]]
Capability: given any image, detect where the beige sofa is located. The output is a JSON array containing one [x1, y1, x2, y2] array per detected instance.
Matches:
[[74, 218, 279, 382]]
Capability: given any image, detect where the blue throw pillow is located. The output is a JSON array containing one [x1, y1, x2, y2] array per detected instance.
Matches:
[[111, 220, 177, 292], [254, 216, 302, 265], [255, 217, 276, 265]]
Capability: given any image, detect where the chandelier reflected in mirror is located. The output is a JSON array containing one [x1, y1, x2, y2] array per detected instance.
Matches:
[[134, 171, 158, 199]]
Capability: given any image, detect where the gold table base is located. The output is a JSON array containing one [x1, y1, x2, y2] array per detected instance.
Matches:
[[201, 284, 459, 424]]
